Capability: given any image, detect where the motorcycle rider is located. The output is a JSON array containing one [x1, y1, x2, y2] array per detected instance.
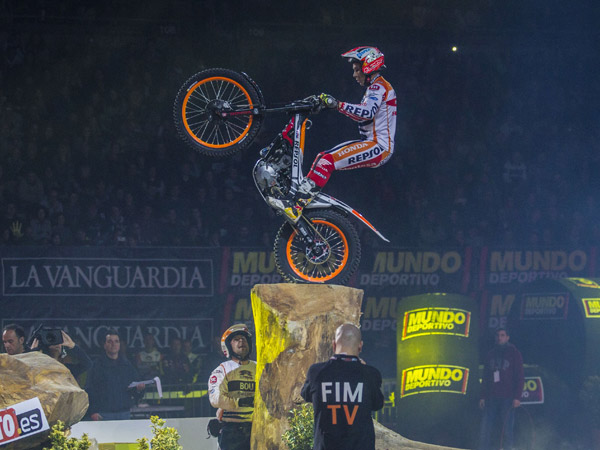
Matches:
[[208, 324, 256, 450], [269, 46, 397, 223]]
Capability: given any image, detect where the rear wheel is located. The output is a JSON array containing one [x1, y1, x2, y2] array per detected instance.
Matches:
[[174, 68, 264, 156], [274, 210, 361, 285]]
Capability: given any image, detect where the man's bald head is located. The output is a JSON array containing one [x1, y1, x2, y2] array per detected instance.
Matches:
[[333, 323, 363, 356]]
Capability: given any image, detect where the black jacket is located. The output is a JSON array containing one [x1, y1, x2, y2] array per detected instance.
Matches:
[[85, 353, 140, 414], [301, 355, 384, 450]]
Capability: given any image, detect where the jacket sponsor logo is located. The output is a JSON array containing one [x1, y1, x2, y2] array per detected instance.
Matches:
[[402, 307, 471, 340], [520, 293, 569, 320], [400, 365, 469, 398], [239, 370, 254, 380], [210, 375, 218, 384], [347, 146, 382, 165], [321, 381, 363, 425], [582, 298, 600, 318], [337, 141, 370, 157], [228, 380, 255, 392]]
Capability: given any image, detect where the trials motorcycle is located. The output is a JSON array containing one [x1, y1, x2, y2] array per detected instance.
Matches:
[[173, 68, 389, 285]]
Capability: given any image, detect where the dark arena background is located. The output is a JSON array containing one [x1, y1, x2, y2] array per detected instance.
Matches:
[[1, 1, 599, 448]]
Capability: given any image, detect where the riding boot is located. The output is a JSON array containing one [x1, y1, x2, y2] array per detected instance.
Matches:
[[267, 178, 320, 223]]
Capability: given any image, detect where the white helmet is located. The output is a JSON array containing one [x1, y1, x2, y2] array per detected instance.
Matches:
[[221, 324, 252, 360], [341, 46, 386, 74]]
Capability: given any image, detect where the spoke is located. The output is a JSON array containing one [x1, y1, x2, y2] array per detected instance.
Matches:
[[288, 220, 349, 281], [184, 77, 256, 146]]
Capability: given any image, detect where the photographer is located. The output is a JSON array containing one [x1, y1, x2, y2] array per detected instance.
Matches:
[[30, 328, 92, 382]]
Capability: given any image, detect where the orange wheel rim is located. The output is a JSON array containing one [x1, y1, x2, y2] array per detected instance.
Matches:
[[182, 76, 254, 148], [285, 219, 349, 282]]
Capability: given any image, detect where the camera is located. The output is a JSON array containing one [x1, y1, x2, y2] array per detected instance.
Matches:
[[32, 326, 64, 347]]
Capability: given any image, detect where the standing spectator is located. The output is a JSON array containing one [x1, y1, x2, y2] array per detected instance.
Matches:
[[161, 337, 191, 385], [301, 323, 384, 450], [183, 339, 201, 382], [86, 329, 145, 421], [478, 327, 524, 450], [135, 333, 163, 380], [2, 324, 27, 355]]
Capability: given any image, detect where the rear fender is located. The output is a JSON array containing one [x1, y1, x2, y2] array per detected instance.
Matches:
[[306, 194, 390, 242]]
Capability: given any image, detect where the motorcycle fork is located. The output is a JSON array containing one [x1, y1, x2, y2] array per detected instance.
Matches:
[[293, 216, 328, 257]]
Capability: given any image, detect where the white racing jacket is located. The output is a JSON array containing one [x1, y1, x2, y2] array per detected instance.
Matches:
[[337, 74, 397, 152], [208, 359, 256, 422]]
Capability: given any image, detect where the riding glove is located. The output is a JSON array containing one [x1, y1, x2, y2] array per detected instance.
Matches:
[[319, 93, 338, 109]]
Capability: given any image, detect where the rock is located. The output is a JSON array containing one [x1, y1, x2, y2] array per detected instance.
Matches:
[[374, 421, 464, 450], [250, 283, 363, 450], [0, 352, 89, 450], [249, 283, 465, 450]]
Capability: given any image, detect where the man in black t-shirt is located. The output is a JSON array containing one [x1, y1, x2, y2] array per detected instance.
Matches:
[[301, 323, 384, 450]]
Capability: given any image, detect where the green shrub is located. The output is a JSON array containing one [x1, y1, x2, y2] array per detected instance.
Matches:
[[136, 415, 182, 450], [43, 420, 91, 450], [282, 403, 314, 450]]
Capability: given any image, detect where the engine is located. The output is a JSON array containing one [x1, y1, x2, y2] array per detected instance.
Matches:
[[253, 134, 294, 197]]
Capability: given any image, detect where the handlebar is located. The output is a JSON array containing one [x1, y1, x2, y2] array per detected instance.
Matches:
[[218, 95, 325, 118], [264, 95, 324, 114]]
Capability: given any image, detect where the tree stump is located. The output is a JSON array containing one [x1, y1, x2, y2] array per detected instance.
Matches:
[[250, 283, 464, 450], [0, 352, 89, 450]]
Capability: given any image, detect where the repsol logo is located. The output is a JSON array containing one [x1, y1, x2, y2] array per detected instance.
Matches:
[[372, 252, 461, 273], [347, 146, 382, 165], [343, 104, 377, 118], [402, 308, 471, 339], [400, 365, 469, 397], [489, 251, 586, 272]]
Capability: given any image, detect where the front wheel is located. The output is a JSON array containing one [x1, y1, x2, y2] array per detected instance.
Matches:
[[173, 68, 264, 157], [274, 210, 361, 285]]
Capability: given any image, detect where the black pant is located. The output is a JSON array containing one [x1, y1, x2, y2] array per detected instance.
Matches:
[[218, 422, 252, 450]]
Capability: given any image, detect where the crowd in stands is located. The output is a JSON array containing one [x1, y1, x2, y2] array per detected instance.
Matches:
[[1, 3, 598, 250]]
